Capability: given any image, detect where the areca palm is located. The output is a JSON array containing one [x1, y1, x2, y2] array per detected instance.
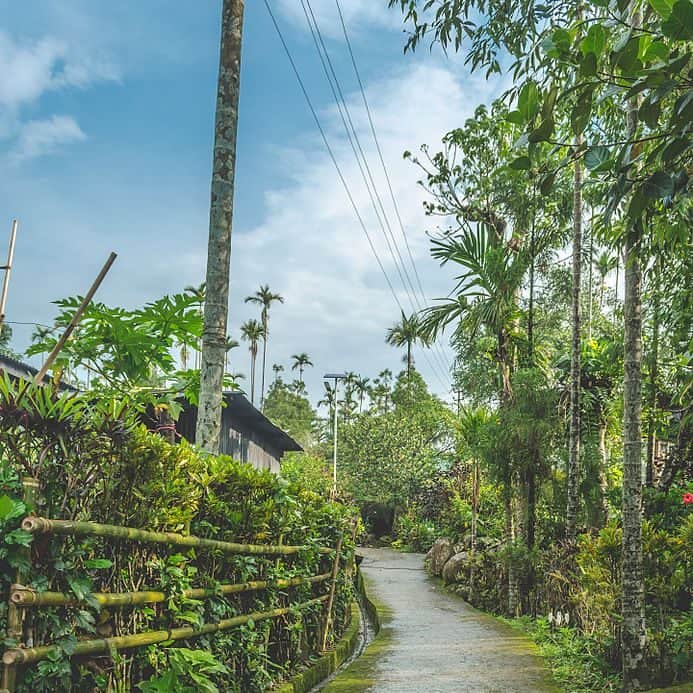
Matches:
[[240, 319, 265, 405], [386, 311, 428, 381], [245, 285, 284, 409], [224, 336, 239, 374], [184, 283, 206, 369], [290, 353, 313, 384], [420, 224, 527, 402]]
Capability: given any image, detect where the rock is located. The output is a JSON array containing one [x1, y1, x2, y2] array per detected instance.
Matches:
[[442, 551, 469, 584], [427, 538, 454, 576]]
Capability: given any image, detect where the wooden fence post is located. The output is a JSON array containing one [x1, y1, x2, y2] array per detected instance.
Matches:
[[2, 477, 38, 693], [321, 533, 343, 653]]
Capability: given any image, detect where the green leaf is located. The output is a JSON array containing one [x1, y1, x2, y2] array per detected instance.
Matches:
[[509, 156, 531, 170], [649, 0, 675, 18], [528, 117, 554, 143], [584, 145, 611, 171], [581, 23, 607, 57], [517, 82, 540, 122], [506, 110, 525, 125], [643, 171, 674, 198], [643, 40, 670, 61], [85, 558, 113, 569], [539, 171, 556, 196], [661, 0, 693, 40], [571, 96, 593, 136], [661, 137, 690, 162], [0, 495, 25, 522]]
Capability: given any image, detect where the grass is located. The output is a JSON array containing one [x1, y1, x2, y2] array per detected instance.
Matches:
[[499, 616, 622, 692]]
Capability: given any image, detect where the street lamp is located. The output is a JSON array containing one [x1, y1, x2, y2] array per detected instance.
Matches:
[[324, 373, 347, 498]]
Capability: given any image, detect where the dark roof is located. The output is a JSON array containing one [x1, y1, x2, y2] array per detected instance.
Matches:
[[222, 392, 302, 454], [0, 354, 78, 391]]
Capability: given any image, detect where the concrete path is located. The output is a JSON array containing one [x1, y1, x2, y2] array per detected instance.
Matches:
[[322, 548, 558, 693]]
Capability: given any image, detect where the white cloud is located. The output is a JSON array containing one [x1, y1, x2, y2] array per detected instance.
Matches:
[[0, 30, 117, 109], [223, 62, 502, 400], [9, 115, 86, 162], [277, 0, 398, 39], [0, 29, 116, 158]]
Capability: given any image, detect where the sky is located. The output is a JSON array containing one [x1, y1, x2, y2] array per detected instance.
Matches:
[[0, 0, 506, 408]]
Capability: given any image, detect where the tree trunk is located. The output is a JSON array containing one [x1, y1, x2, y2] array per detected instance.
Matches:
[[599, 421, 610, 525], [196, 0, 245, 453], [622, 14, 646, 676], [566, 146, 582, 543], [645, 268, 660, 487], [260, 324, 268, 409], [250, 351, 256, 405]]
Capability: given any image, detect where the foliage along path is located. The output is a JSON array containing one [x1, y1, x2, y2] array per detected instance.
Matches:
[[322, 548, 557, 692]]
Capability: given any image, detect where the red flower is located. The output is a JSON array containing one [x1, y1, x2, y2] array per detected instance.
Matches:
[[684, 493, 693, 505]]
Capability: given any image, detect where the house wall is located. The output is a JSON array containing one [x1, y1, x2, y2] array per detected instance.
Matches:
[[175, 405, 283, 475]]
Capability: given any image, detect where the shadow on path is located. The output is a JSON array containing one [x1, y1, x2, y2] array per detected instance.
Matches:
[[321, 548, 558, 693]]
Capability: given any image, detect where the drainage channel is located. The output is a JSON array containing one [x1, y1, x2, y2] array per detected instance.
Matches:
[[309, 595, 375, 692]]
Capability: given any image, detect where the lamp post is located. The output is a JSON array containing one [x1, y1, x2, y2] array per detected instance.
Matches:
[[324, 373, 346, 499]]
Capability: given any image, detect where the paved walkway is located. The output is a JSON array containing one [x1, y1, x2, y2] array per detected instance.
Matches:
[[322, 548, 558, 693]]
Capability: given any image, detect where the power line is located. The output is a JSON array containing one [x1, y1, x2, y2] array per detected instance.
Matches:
[[300, 0, 450, 391], [263, 1, 451, 394], [262, 0, 402, 314], [333, 0, 454, 381]]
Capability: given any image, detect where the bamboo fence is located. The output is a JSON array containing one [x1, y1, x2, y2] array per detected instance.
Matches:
[[1, 485, 348, 693]]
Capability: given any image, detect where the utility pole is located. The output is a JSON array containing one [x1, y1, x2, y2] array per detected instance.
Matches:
[[196, 0, 245, 453], [325, 373, 346, 498], [0, 219, 19, 332]]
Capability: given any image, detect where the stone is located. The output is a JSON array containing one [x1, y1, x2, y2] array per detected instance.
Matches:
[[426, 538, 454, 577], [442, 551, 470, 584]]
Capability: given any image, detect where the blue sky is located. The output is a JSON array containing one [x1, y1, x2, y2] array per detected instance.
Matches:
[[0, 1, 504, 405]]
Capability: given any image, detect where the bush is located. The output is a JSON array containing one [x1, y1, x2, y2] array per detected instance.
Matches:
[[0, 379, 356, 692]]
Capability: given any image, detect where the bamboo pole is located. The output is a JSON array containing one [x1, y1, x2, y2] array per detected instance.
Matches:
[[0, 219, 18, 331], [22, 516, 331, 556], [321, 534, 344, 652], [11, 573, 331, 608], [34, 252, 117, 385], [2, 477, 38, 693], [2, 596, 329, 667]]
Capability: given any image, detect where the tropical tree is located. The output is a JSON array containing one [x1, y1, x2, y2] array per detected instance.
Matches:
[[272, 363, 285, 383], [290, 353, 313, 384], [245, 285, 284, 409], [224, 336, 239, 374], [386, 311, 428, 381], [354, 376, 370, 412], [240, 319, 264, 405]]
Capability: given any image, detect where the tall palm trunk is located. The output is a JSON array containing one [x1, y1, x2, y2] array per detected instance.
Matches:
[[196, 0, 245, 452], [260, 319, 268, 408], [622, 7, 646, 683], [567, 142, 583, 543], [645, 264, 660, 486], [598, 421, 610, 525], [250, 349, 257, 405]]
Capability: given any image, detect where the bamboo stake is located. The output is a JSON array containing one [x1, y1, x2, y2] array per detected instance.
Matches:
[[2, 596, 328, 667], [2, 477, 38, 693], [0, 219, 18, 331], [11, 573, 331, 608], [321, 533, 344, 652], [34, 252, 117, 385], [22, 516, 331, 556]]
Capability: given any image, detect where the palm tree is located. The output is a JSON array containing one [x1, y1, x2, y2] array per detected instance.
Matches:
[[385, 311, 428, 381], [195, 0, 245, 453], [240, 319, 264, 405], [245, 285, 284, 409], [184, 283, 206, 369], [272, 363, 284, 383], [420, 223, 527, 616], [595, 252, 617, 312], [290, 353, 313, 384], [224, 336, 239, 374], [457, 405, 491, 602], [354, 376, 370, 412]]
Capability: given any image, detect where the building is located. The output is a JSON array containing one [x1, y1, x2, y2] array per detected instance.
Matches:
[[0, 354, 77, 391], [175, 392, 302, 475], [0, 356, 301, 474]]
